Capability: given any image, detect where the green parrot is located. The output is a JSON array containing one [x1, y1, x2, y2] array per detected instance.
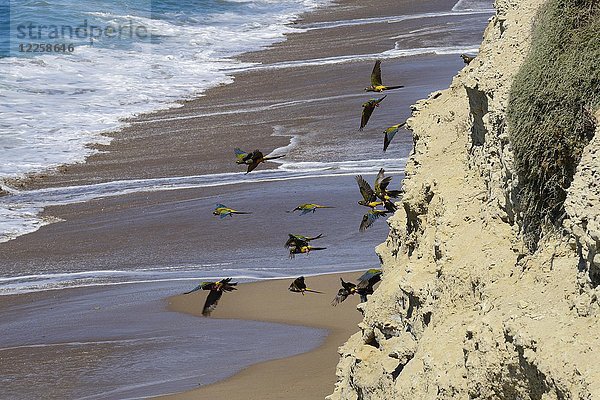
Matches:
[[184, 278, 238, 316], [355, 175, 387, 210], [364, 60, 404, 92], [288, 203, 334, 215], [288, 276, 324, 295], [235, 148, 285, 173], [213, 204, 251, 218], [284, 233, 324, 248], [359, 209, 389, 232], [331, 269, 382, 305], [331, 278, 357, 306], [460, 53, 475, 64], [355, 169, 400, 213], [383, 122, 407, 152], [289, 245, 327, 258], [360, 95, 386, 131], [374, 168, 401, 201]]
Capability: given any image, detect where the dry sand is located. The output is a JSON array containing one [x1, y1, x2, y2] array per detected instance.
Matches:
[[160, 272, 365, 400]]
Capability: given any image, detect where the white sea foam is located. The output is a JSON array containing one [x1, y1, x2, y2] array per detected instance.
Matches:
[[125, 41, 481, 126], [244, 44, 482, 71], [0, 0, 491, 183], [0, 261, 368, 295], [0, 262, 266, 295], [299, 8, 494, 31], [0, 157, 406, 245], [0, 40, 467, 245], [0, 0, 331, 180], [129, 92, 366, 125], [452, 0, 495, 12], [0, 337, 173, 352]]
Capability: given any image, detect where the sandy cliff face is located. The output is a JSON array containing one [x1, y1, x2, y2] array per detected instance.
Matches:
[[328, 0, 600, 398], [564, 110, 600, 297]]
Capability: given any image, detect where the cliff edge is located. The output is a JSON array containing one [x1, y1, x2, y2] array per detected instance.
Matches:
[[329, 0, 600, 398]]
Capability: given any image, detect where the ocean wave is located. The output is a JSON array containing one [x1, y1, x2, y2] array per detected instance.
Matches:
[[0, 337, 173, 352], [452, 0, 495, 12], [240, 44, 482, 71], [0, 0, 487, 252], [299, 8, 494, 31], [0, 262, 249, 295], [0, 0, 491, 184], [0, 263, 234, 284], [0, 158, 406, 244], [0, 262, 368, 295], [129, 93, 365, 125]]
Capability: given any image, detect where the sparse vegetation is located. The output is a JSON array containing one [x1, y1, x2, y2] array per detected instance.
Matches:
[[507, 0, 600, 251]]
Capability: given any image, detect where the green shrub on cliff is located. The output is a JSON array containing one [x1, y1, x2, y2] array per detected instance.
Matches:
[[507, 0, 600, 251]]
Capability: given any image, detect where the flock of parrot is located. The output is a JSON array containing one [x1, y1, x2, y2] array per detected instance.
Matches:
[[185, 269, 384, 317], [184, 58, 467, 316], [221, 60, 407, 233]]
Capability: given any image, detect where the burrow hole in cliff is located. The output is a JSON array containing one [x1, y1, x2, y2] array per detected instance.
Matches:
[[365, 332, 380, 349], [391, 361, 405, 380], [391, 353, 414, 381], [588, 262, 600, 288], [365, 337, 379, 349], [422, 311, 432, 327], [465, 86, 489, 148]]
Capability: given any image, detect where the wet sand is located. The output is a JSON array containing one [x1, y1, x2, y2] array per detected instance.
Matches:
[[162, 272, 365, 400], [0, 281, 329, 399], [0, 175, 393, 277]]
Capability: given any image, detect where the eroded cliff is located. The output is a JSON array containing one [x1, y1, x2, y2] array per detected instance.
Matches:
[[329, 0, 600, 398]]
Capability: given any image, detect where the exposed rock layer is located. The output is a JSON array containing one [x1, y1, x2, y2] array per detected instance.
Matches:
[[328, 0, 600, 398]]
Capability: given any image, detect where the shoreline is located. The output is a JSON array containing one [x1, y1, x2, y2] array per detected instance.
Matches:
[[0, 279, 330, 400], [0, 50, 461, 243], [0, 174, 392, 398], [160, 271, 365, 400]]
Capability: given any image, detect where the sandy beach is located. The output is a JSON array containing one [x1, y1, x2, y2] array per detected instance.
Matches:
[[0, 0, 493, 397], [10, 0, 476, 190], [161, 272, 364, 400]]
